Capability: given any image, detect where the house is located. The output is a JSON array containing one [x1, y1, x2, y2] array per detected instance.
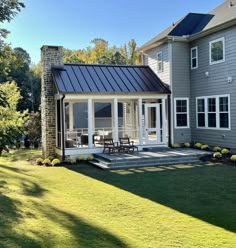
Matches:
[[41, 46, 170, 159], [139, 0, 236, 151]]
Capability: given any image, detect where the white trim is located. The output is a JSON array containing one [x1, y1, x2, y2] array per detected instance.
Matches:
[[162, 99, 167, 144], [113, 98, 119, 143], [196, 94, 231, 130], [174, 98, 190, 129], [191, 46, 198, 69], [88, 99, 93, 148], [209, 37, 225, 65], [138, 98, 143, 145], [157, 51, 163, 73], [168, 42, 174, 144]]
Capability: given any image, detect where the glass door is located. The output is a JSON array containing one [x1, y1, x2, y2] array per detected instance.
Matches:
[[144, 103, 161, 144]]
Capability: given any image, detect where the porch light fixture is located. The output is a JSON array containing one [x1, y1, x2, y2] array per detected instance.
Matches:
[[227, 76, 233, 83], [205, 71, 209, 77]]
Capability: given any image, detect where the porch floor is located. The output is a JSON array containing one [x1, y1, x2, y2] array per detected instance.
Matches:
[[90, 148, 212, 170]]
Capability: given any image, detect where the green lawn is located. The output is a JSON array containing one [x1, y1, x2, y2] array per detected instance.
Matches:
[[0, 149, 236, 248]]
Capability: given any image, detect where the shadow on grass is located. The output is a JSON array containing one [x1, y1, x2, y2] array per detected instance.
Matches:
[[68, 162, 236, 233]]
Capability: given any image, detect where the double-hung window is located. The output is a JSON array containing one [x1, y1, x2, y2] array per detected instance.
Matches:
[[191, 47, 198, 69], [196, 95, 230, 129], [157, 51, 163, 73], [209, 37, 225, 65], [174, 98, 189, 128]]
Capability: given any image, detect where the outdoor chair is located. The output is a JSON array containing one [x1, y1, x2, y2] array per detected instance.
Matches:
[[103, 138, 123, 154], [119, 137, 138, 153]]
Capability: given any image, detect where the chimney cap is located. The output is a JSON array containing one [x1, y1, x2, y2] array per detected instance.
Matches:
[[41, 45, 63, 50]]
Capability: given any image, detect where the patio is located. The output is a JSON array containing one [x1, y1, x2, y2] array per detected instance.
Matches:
[[90, 148, 212, 169]]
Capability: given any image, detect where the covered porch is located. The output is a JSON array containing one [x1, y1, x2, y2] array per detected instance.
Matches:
[[52, 64, 171, 158]]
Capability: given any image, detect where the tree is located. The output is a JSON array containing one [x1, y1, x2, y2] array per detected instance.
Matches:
[[0, 0, 25, 45], [0, 82, 27, 155]]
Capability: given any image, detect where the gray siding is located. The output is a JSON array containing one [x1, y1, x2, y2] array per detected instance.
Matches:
[[144, 43, 170, 84], [171, 41, 192, 143], [190, 26, 236, 149]]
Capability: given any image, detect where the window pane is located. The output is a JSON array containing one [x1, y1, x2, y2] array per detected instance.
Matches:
[[176, 100, 187, 113], [192, 49, 196, 58], [73, 102, 88, 129], [211, 40, 223, 62], [220, 97, 228, 112], [65, 103, 70, 130], [208, 98, 216, 112], [94, 102, 112, 128], [192, 58, 197, 68], [197, 99, 205, 112], [208, 113, 216, 127], [198, 113, 205, 127], [177, 114, 187, 127], [220, 113, 229, 128]]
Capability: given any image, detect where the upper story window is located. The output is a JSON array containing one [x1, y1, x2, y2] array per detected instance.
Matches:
[[174, 98, 189, 128], [209, 37, 225, 65], [191, 46, 198, 69], [196, 95, 230, 130], [157, 51, 163, 73]]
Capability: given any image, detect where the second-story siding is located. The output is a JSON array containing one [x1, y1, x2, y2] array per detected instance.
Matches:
[[143, 43, 170, 84]]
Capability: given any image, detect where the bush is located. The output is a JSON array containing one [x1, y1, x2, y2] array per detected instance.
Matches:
[[87, 155, 94, 161], [201, 144, 209, 150], [213, 152, 222, 159], [171, 143, 181, 148], [43, 158, 51, 166], [230, 155, 236, 162], [221, 148, 230, 155], [51, 158, 60, 166], [213, 146, 221, 152], [184, 142, 191, 148], [36, 158, 43, 165], [194, 143, 202, 149], [77, 155, 84, 161]]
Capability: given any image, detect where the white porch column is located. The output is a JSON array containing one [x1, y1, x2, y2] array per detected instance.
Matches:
[[162, 98, 167, 144], [114, 98, 119, 143], [88, 98, 93, 148], [138, 98, 143, 145]]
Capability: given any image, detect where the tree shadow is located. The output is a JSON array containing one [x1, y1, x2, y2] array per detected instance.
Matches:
[[68, 162, 236, 233]]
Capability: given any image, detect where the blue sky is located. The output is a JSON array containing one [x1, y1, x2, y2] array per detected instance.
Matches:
[[2, 0, 223, 63]]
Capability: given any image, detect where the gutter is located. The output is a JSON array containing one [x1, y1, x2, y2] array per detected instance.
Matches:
[[61, 94, 65, 161]]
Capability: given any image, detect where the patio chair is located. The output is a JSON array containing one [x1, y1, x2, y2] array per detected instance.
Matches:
[[103, 138, 123, 154], [119, 137, 138, 153]]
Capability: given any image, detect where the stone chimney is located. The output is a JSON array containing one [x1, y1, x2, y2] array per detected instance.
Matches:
[[41, 45, 63, 158]]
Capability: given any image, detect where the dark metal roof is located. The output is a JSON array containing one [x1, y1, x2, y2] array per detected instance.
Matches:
[[52, 64, 170, 94]]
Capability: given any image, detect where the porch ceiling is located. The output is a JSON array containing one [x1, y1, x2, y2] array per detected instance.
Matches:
[[52, 64, 170, 94]]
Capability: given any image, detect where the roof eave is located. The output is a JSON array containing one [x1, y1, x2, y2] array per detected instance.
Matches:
[[137, 37, 167, 53], [189, 18, 236, 41]]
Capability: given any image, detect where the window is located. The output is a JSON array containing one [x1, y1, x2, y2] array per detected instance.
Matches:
[[174, 98, 189, 128], [196, 95, 230, 129], [191, 47, 198, 69], [210, 37, 225, 65], [157, 51, 163, 73]]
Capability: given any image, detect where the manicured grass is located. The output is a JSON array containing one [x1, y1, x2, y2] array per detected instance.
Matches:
[[0, 149, 236, 247]]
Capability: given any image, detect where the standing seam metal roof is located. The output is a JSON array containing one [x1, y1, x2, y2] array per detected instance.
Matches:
[[52, 64, 170, 94]]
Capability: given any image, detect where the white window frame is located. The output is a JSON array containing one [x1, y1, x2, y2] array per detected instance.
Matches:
[[196, 94, 230, 130], [191, 46, 198, 69], [174, 98, 189, 129], [157, 51, 163, 73], [209, 37, 225, 65]]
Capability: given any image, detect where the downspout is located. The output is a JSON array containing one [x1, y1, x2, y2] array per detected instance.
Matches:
[[61, 94, 65, 161]]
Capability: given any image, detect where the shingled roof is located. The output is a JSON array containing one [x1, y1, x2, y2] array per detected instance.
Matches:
[[139, 0, 236, 51], [52, 64, 170, 94]]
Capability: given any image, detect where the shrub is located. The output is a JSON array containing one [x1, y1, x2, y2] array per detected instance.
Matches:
[[36, 158, 43, 165], [48, 156, 54, 161], [69, 158, 76, 164], [43, 158, 51, 166], [194, 143, 202, 149], [184, 142, 191, 148], [51, 158, 60, 166], [221, 148, 230, 155], [213, 146, 221, 152], [213, 152, 222, 159], [201, 144, 209, 150], [230, 155, 236, 162], [77, 155, 84, 161], [87, 155, 94, 161], [171, 143, 181, 148]]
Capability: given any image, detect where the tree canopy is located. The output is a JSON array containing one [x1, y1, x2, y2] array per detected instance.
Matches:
[[63, 38, 140, 65]]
